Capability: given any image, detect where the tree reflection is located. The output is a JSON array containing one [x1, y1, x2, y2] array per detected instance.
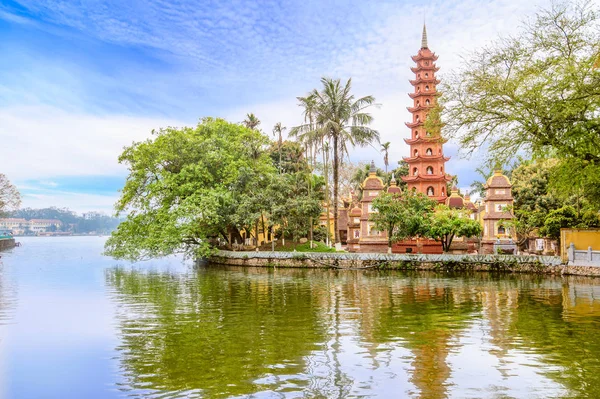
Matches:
[[106, 267, 328, 398], [106, 267, 600, 399]]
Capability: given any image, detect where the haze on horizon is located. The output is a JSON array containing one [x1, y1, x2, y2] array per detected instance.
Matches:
[[1, 0, 551, 213]]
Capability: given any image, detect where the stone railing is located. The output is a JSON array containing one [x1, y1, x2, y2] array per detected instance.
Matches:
[[568, 243, 600, 267], [214, 250, 562, 266]]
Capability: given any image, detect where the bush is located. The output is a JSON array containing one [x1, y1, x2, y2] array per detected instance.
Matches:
[[312, 226, 329, 242]]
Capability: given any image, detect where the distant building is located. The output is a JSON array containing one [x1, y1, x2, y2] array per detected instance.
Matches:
[[0, 218, 63, 235]]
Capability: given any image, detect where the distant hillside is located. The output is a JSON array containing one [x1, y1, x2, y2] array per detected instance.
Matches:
[[10, 207, 122, 234]]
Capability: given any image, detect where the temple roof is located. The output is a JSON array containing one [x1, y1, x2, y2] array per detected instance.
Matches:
[[349, 206, 362, 217], [485, 170, 512, 188], [387, 174, 402, 194], [445, 186, 465, 209]]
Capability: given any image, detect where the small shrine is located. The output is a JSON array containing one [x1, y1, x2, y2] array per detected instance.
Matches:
[[481, 169, 516, 254]]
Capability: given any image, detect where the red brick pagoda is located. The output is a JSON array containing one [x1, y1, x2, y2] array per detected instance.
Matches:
[[401, 24, 452, 202]]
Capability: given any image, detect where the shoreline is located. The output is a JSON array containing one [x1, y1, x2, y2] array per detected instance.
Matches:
[[208, 250, 600, 277]]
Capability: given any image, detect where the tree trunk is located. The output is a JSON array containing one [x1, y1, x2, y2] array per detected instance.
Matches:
[[333, 133, 340, 244], [278, 134, 282, 173], [255, 220, 260, 248], [323, 138, 331, 247]]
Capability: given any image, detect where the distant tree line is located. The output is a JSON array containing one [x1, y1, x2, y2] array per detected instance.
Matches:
[[10, 207, 121, 234]]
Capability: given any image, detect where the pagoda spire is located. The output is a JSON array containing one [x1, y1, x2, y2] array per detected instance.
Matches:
[[421, 23, 428, 49]]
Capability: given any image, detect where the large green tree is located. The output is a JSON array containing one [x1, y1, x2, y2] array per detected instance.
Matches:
[[0, 174, 20, 217], [105, 118, 275, 260], [371, 190, 436, 253], [425, 205, 482, 253], [441, 1, 600, 206], [293, 78, 379, 245]]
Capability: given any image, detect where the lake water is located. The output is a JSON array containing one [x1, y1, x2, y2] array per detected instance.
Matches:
[[1, 237, 600, 398]]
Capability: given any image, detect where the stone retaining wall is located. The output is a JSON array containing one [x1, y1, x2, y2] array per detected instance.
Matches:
[[0, 238, 15, 251], [208, 250, 600, 277]]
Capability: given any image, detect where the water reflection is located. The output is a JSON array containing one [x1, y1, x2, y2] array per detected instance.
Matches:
[[106, 267, 600, 399]]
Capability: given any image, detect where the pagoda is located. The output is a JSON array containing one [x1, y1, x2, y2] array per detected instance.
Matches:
[[401, 24, 451, 202]]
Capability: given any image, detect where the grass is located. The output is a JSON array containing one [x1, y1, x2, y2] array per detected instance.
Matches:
[[259, 241, 338, 253]]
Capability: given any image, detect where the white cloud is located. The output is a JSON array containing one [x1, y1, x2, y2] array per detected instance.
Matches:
[[3, 0, 593, 213], [0, 105, 186, 181]]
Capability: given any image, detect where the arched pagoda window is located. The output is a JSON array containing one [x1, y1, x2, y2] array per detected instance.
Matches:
[[413, 167, 418, 176], [427, 186, 434, 196], [413, 149, 419, 157], [414, 131, 419, 138], [442, 187, 445, 196], [415, 115, 420, 122], [425, 85, 430, 91], [426, 166, 434, 175], [425, 99, 430, 105], [425, 73, 429, 78], [426, 148, 433, 155]]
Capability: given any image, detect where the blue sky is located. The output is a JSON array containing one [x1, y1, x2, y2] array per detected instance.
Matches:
[[0, 0, 549, 213]]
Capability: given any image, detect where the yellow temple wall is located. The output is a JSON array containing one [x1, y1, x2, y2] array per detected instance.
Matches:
[[560, 228, 600, 262]]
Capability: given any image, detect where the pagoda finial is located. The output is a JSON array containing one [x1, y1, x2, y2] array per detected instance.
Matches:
[[421, 23, 428, 49], [369, 160, 376, 174], [390, 173, 397, 185]]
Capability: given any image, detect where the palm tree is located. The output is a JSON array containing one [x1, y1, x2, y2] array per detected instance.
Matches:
[[243, 113, 261, 130], [291, 95, 328, 247], [381, 142, 391, 173], [272, 122, 286, 172], [293, 77, 379, 244]]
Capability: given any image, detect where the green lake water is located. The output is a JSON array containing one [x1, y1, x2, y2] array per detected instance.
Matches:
[[1, 237, 600, 398]]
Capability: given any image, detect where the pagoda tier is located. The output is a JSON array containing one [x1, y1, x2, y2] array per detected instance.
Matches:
[[403, 174, 453, 182], [406, 104, 432, 113], [409, 78, 441, 86], [411, 66, 440, 73], [402, 154, 451, 163], [404, 137, 448, 145], [408, 91, 441, 99], [411, 53, 439, 62], [400, 24, 450, 203]]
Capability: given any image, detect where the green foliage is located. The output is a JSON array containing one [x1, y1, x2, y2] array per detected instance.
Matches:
[[0, 174, 21, 216], [510, 158, 600, 242], [291, 77, 379, 243], [540, 205, 600, 239], [443, 2, 600, 165], [268, 141, 309, 174], [441, 1, 600, 210], [311, 225, 329, 242], [426, 205, 482, 252], [105, 118, 275, 261], [371, 190, 437, 249]]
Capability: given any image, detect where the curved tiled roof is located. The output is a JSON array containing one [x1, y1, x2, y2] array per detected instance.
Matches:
[[349, 206, 362, 217], [486, 170, 512, 188]]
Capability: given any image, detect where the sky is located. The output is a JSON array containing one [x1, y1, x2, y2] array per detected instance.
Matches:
[[0, 0, 551, 214]]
